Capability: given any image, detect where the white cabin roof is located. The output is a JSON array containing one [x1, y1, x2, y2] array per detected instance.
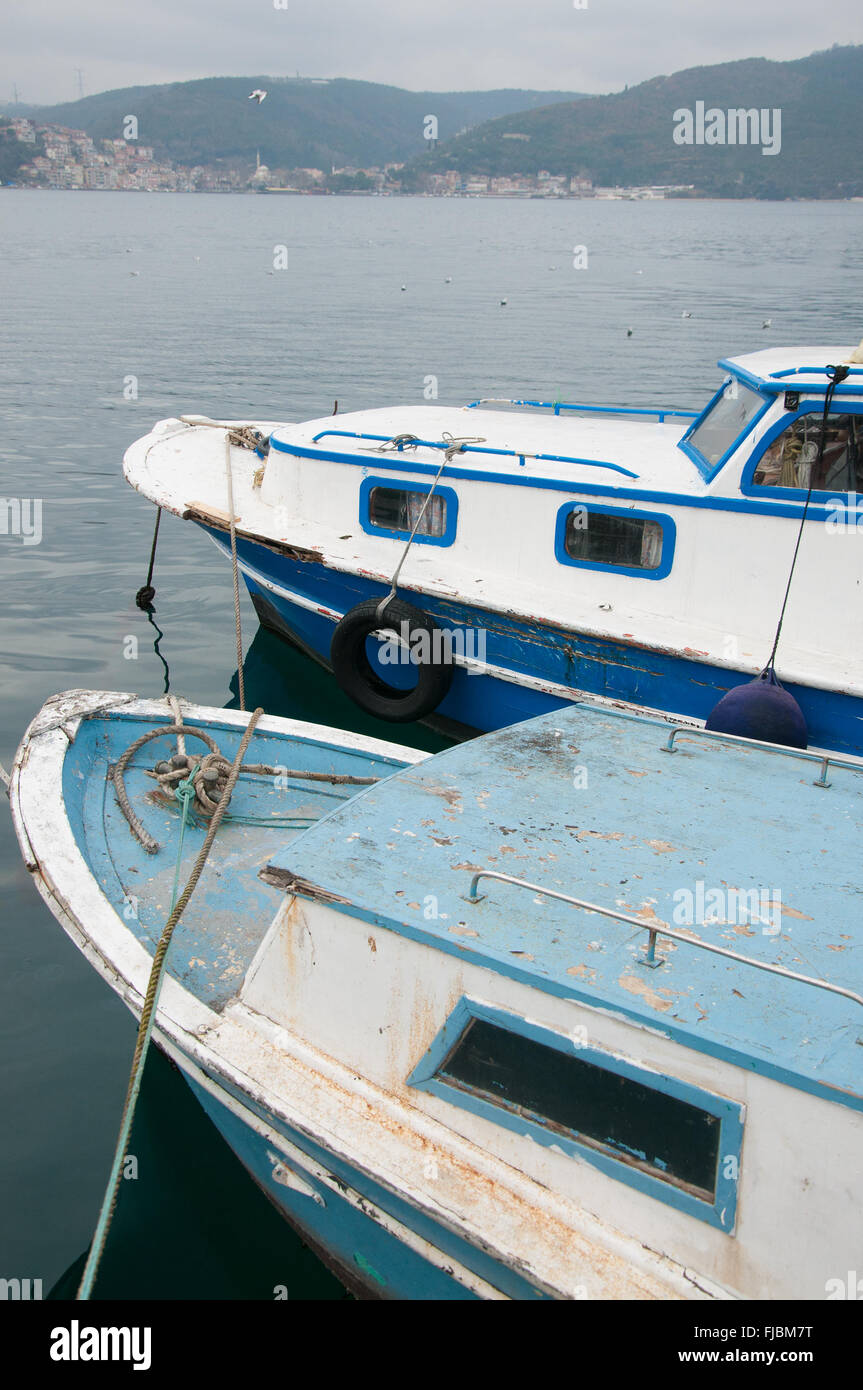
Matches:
[[724, 345, 863, 391], [271, 405, 699, 492]]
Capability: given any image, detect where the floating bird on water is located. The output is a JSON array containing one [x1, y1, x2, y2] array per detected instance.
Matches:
[[682, 310, 692, 319], [762, 318, 772, 329], [249, 90, 268, 104], [130, 271, 140, 277], [445, 277, 452, 283], [401, 285, 407, 291], [626, 327, 633, 337], [500, 298, 508, 307]]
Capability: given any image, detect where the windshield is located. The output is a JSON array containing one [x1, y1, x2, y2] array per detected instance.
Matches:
[[686, 379, 765, 469]]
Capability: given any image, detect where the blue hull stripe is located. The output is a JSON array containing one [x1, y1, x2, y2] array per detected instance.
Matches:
[[203, 526, 863, 756]]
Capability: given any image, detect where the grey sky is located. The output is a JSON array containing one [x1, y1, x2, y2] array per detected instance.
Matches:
[[4, 0, 862, 105]]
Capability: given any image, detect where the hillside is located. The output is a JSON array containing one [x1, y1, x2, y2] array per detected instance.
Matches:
[[3, 79, 584, 171], [0, 119, 41, 182], [412, 45, 863, 198]]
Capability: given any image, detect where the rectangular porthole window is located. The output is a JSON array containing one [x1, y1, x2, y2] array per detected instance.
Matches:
[[360, 477, 458, 547], [443, 1019, 719, 1199], [370, 487, 447, 537], [555, 503, 675, 579], [408, 1001, 743, 1231]]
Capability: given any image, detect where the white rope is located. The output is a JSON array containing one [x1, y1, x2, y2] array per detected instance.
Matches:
[[374, 434, 484, 620], [167, 695, 185, 756], [224, 434, 246, 712]]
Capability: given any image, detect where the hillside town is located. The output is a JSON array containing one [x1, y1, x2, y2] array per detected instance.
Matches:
[[1, 116, 691, 199]]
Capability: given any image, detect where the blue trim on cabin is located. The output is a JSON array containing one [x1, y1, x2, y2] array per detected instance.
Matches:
[[718, 359, 863, 400], [538, 477, 850, 521], [769, 366, 863, 381], [553, 501, 676, 581], [739, 401, 863, 503], [358, 476, 459, 547], [273, 437, 640, 482], [407, 997, 742, 1233], [273, 432, 834, 519], [271, 410, 861, 519]]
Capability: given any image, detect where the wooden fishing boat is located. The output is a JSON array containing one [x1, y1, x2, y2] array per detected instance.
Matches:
[[9, 689, 863, 1299]]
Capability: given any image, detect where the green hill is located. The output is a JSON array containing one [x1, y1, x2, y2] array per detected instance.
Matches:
[[0, 119, 41, 183], [12, 78, 584, 171], [412, 45, 863, 198]]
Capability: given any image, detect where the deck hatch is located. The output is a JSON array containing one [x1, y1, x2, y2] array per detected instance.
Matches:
[[409, 999, 743, 1231]]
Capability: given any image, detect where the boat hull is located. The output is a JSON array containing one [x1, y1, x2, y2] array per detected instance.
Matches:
[[209, 525, 863, 754], [177, 1052, 549, 1301]]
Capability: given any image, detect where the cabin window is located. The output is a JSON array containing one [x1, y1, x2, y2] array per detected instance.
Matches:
[[370, 487, 447, 537], [408, 999, 743, 1231], [555, 503, 675, 579], [440, 1018, 720, 1200], [360, 477, 457, 546], [685, 379, 765, 467], [751, 412, 863, 492], [566, 508, 662, 570]]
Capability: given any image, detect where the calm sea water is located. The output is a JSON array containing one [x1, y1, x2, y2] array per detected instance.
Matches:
[[0, 191, 861, 1298]]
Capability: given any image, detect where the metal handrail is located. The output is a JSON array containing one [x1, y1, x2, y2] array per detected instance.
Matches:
[[769, 366, 863, 380], [463, 869, 863, 1011], [662, 724, 863, 788], [308, 429, 639, 479], [465, 398, 699, 423]]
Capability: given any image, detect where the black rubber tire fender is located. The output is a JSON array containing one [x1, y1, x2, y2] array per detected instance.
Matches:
[[330, 597, 455, 723]]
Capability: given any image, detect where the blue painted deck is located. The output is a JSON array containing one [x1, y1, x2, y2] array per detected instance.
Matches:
[[207, 526, 863, 758], [64, 711, 408, 1010], [268, 704, 863, 1111]]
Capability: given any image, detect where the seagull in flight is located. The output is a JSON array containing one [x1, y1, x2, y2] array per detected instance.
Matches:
[[249, 90, 268, 104]]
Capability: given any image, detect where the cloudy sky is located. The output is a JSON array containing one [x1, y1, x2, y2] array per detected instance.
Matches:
[[4, 0, 863, 104]]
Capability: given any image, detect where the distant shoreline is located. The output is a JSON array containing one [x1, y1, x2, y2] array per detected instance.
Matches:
[[2, 186, 862, 204]]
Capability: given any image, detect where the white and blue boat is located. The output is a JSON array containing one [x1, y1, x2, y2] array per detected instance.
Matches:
[[10, 689, 863, 1299], [124, 343, 863, 752]]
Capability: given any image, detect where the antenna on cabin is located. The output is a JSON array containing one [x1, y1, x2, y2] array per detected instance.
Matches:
[[75, 68, 85, 100]]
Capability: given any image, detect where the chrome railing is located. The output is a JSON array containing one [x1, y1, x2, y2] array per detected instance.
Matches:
[[463, 869, 863, 1011]]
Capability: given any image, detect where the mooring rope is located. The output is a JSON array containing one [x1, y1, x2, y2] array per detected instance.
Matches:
[[77, 706, 264, 1301], [374, 433, 484, 621], [766, 364, 850, 670], [224, 433, 246, 712], [112, 722, 223, 854], [174, 418, 271, 707], [135, 508, 162, 610]]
